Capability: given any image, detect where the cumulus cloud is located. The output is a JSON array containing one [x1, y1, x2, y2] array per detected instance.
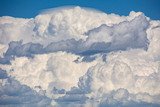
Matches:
[[0, 6, 160, 107]]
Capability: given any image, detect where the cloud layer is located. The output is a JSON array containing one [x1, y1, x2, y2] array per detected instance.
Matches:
[[0, 6, 160, 107]]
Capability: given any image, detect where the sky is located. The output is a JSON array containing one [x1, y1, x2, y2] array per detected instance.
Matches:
[[0, 0, 160, 19]]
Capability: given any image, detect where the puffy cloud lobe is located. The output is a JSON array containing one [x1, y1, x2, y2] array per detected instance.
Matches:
[[0, 6, 160, 107], [0, 69, 51, 107], [1, 13, 149, 59], [0, 16, 33, 44], [2, 52, 98, 92], [99, 88, 160, 107], [77, 50, 160, 106], [147, 20, 160, 60], [84, 14, 149, 52], [0, 7, 145, 46]]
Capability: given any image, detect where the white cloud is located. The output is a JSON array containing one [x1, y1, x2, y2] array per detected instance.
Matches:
[[2, 52, 98, 92], [0, 6, 160, 107]]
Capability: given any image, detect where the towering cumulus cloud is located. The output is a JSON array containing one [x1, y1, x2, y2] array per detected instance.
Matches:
[[0, 6, 160, 107]]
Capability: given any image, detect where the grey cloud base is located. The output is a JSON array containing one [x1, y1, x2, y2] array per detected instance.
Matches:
[[0, 6, 160, 107]]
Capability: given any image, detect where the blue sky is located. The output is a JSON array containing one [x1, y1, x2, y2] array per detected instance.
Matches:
[[0, 0, 160, 19]]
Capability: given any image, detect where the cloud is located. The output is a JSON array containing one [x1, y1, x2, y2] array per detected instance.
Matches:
[[0, 6, 160, 106], [1, 13, 149, 59], [0, 69, 51, 107], [1, 52, 98, 92], [78, 49, 160, 103]]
